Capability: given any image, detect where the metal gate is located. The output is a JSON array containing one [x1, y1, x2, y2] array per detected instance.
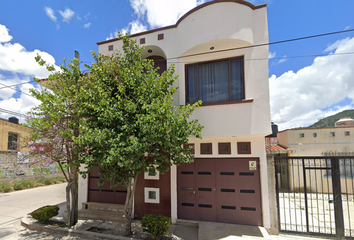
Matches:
[[275, 157, 354, 239]]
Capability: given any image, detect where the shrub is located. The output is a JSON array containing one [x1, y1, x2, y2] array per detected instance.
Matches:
[[30, 205, 59, 222], [141, 214, 171, 238]]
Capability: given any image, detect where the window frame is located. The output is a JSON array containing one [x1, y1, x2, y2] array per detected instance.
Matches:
[[237, 142, 251, 154], [8, 132, 18, 151], [200, 143, 212, 155], [185, 56, 245, 106], [218, 142, 231, 154]]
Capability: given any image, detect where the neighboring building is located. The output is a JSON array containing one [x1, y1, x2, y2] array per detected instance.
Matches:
[[277, 119, 354, 194], [277, 124, 354, 157], [0, 117, 32, 178], [78, 0, 272, 230], [0, 117, 31, 152]]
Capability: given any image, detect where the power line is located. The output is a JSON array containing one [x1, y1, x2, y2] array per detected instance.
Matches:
[[0, 107, 26, 117], [168, 28, 354, 60], [0, 82, 36, 98], [0, 80, 36, 90]]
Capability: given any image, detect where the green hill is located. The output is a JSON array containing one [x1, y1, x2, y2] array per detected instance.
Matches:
[[309, 109, 354, 128]]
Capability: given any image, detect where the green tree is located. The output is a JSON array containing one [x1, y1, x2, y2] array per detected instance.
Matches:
[[26, 56, 83, 227], [77, 33, 203, 236]]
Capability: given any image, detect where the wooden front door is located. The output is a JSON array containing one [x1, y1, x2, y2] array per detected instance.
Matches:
[[88, 166, 127, 204]]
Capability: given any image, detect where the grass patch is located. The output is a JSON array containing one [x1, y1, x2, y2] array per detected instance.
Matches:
[[0, 182, 13, 193], [37, 178, 55, 186], [0, 176, 66, 193], [13, 180, 36, 190]]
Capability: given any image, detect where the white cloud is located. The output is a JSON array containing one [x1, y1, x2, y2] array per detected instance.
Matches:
[[0, 24, 58, 79], [59, 8, 75, 23], [84, 12, 91, 21], [117, 0, 205, 36], [122, 20, 147, 34], [132, 0, 204, 28], [83, 22, 92, 29], [270, 37, 354, 130], [0, 25, 57, 122], [0, 74, 42, 122], [277, 56, 287, 64], [269, 51, 276, 59], [44, 6, 57, 22], [107, 31, 118, 40], [0, 25, 13, 43]]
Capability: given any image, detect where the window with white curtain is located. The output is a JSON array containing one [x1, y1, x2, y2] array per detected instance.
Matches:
[[186, 57, 244, 104]]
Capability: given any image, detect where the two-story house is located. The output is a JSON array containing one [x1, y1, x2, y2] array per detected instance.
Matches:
[[78, 0, 272, 230]]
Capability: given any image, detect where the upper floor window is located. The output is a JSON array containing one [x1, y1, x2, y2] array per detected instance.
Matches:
[[313, 133, 317, 138], [8, 133, 18, 150], [186, 57, 244, 104], [345, 131, 350, 136], [330, 132, 335, 137], [299, 133, 305, 138]]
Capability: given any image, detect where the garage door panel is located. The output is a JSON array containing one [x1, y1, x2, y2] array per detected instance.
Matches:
[[196, 203, 217, 222], [177, 158, 262, 226], [177, 161, 196, 220]]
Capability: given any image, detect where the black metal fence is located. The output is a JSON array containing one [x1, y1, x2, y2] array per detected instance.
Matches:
[[275, 156, 354, 239]]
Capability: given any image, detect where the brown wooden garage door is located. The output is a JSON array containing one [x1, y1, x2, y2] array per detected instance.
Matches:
[[177, 158, 262, 226], [88, 166, 127, 204]]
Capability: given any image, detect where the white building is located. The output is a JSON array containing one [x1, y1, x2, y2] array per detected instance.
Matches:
[[78, 0, 272, 230]]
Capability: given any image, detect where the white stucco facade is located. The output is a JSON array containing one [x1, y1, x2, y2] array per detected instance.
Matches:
[[79, 0, 272, 230]]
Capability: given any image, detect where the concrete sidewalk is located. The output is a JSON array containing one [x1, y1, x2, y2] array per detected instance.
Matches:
[[20, 214, 335, 240]]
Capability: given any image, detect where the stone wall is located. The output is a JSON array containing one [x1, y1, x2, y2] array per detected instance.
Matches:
[[0, 151, 63, 182]]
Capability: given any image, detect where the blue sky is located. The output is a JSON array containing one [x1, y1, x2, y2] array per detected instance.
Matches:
[[1, 0, 354, 130]]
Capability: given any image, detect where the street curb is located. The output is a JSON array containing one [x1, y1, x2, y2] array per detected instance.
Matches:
[[21, 214, 140, 240]]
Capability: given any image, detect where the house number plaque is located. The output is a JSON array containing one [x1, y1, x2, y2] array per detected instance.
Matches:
[[249, 161, 257, 171]]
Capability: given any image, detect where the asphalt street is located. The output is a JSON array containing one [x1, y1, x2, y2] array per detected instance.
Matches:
[[0, 182, 69, 240]]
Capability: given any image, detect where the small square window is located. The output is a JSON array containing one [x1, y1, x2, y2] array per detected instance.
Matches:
[[200, 143, 212, 154], [144, 187, 160, 203], [345, 131, 350, 136], [144, 164, 159, 180], [158, 33, 164, 40], [299, 133, 305, 138], [108, 45, 113, 51], [148, 191, 156, 200], [237, 142, 251, 154], [330, 132, 335, 137], [218, 142, 231, 154], [140, 38, 145, 44], [313, 133, 317, 138], [183, 143, 195, 154]]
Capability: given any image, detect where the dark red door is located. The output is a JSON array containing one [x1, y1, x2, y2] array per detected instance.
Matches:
[[195, 159, 217, 222], [215, 158, 262, 225], [177, 158, 262, 226], [177, 161, 196, 220], [88, 166, 127, 204]]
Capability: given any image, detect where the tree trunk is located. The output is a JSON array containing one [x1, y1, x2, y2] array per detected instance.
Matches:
[[66, 166, 79, 227], [65, 181, 71, 226], [69, 172, 79, 227], [124, 174, 138, 236]]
